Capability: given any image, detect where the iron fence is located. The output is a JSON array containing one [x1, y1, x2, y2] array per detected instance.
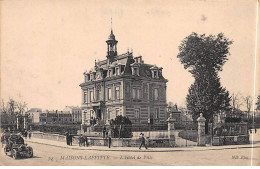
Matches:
[[29, 123, 81, 134], [90, 124, 168, 132], [208, 122, 248, 137]]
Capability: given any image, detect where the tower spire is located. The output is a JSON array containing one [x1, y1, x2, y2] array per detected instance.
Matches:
[[106, 17, 118, 63], [111, 17, 113, 32]]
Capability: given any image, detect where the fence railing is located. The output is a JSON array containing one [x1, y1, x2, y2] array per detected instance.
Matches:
[[88, 124, 168, 132], [175, 121, 198, 130], [85, 121, 198, 132], [208, 122, 248, 136], [29, 123, 81, 134]]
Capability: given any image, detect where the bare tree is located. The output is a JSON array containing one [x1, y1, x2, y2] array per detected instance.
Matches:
[[231, 92, 243, 110], [7, 98, 16, 114], [257, 91, 260, 111], [168, 101, 174, 108], [16, 101, 28, 115], [243, 95, 253, 119], [0, 99, 8, 114]]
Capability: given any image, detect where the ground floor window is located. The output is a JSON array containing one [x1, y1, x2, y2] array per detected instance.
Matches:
[[90, 110, 94, 118], [115, 108, 120, 117], [134, 108, 140, 122], [155, 108, 159, 119], [107, 108, 111, 120]]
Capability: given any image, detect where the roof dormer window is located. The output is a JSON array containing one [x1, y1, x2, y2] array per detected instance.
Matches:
[[131, 63, 140, 76], [150, 65, 159, 79], [90, 74, 93, 81], [84, 74, 90, 82], [108, 69, 112, 77], [115, 67, 120, 76], [133, 67, 139, 76], [153, 70, 158, 78]]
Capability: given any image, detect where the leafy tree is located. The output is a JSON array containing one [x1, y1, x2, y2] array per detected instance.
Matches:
[[177, 33, 232, 133], [178, 33, 233, 78], [110, 115, 132, 138], [186, 74, 231, 121]]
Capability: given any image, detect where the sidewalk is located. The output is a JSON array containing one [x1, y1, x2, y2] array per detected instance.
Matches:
[[24, 137, 260, 152]]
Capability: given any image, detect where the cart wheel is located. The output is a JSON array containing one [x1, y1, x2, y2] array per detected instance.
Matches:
[[12, 149, 18, 159], [28, 147, 33, 158], [4, 147, 7, 155]]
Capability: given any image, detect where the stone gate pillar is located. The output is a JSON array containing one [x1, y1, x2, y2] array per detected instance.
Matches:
[[24, 115, 29, 130], [167, 113, 175, 147], [16, 115, 20, 130], [197, 113, 206, 146]]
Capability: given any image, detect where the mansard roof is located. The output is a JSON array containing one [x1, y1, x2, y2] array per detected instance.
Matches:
[[81, 51, 167, 86]]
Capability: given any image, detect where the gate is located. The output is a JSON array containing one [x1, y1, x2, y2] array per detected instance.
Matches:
[[174, 121, 198, 147]]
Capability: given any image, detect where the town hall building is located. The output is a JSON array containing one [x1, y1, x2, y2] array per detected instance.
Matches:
[[80, 28, 168, 127]]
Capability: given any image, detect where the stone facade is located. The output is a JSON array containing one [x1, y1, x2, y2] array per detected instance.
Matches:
[[80, 28, 168, 127], [39, 110, 72, 124], [63, 106, 82, 124], [27, 108, 42, 123]]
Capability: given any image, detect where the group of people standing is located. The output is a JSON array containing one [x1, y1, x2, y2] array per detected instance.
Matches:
[[65, 132, 74, 146], [23, 130, 32, 139], [64, 131, 148, 150], [78, 134, 88, 147]]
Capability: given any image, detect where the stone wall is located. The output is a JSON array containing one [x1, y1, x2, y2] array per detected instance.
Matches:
[[212, 135, 249, 146], [132, 130, 168, 139], [31, 132, 170, 147]]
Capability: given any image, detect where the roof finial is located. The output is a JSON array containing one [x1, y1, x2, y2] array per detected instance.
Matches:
[[111, 17, 113, 33]]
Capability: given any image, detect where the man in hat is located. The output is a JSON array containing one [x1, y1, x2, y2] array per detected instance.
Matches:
[[65, 132, 69, 145], [16, 133, 25, 145], [79, 134, 84, 147], [108, 136, 112, 148], [139, 133, 147, 150]]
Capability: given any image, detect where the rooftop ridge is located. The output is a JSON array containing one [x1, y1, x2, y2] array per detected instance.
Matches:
[[97, 52, 132, 66]]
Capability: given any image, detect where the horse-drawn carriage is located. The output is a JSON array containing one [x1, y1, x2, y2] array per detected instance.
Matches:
[[4, 134, 33, 159]]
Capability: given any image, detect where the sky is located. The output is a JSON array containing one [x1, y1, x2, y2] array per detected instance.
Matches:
[[1, 0, 259, 111]]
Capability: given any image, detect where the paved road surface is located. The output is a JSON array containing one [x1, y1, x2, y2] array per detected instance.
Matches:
[[1, 141, 259, 166], [1, 130, 259, 166]]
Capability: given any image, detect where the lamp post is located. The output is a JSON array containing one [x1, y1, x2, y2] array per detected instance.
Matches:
[[148, 118, 151, 138]]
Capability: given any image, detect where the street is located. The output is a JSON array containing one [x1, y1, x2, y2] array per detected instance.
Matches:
[[1, 140, 259, 166]]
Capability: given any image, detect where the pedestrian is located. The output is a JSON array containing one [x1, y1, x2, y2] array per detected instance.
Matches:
[[93, 118, 96, 125], [28, 131, 32, 139], [4, 130, 10, 145], [84, 135, 88, 147], [105, 131, 108, 138], [103, 126, 106, 138], [139, 133, 147, 150], [24, 130, 28, 139], [68, 133, 73, 146], [79, 134, 84, 147], [65, 132, 69, 145], [1, 134, 5, 148], [108, 136, 112, 148]]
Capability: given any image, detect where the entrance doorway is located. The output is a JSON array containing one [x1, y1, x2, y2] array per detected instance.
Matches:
[[96, 109, 102, 120]]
